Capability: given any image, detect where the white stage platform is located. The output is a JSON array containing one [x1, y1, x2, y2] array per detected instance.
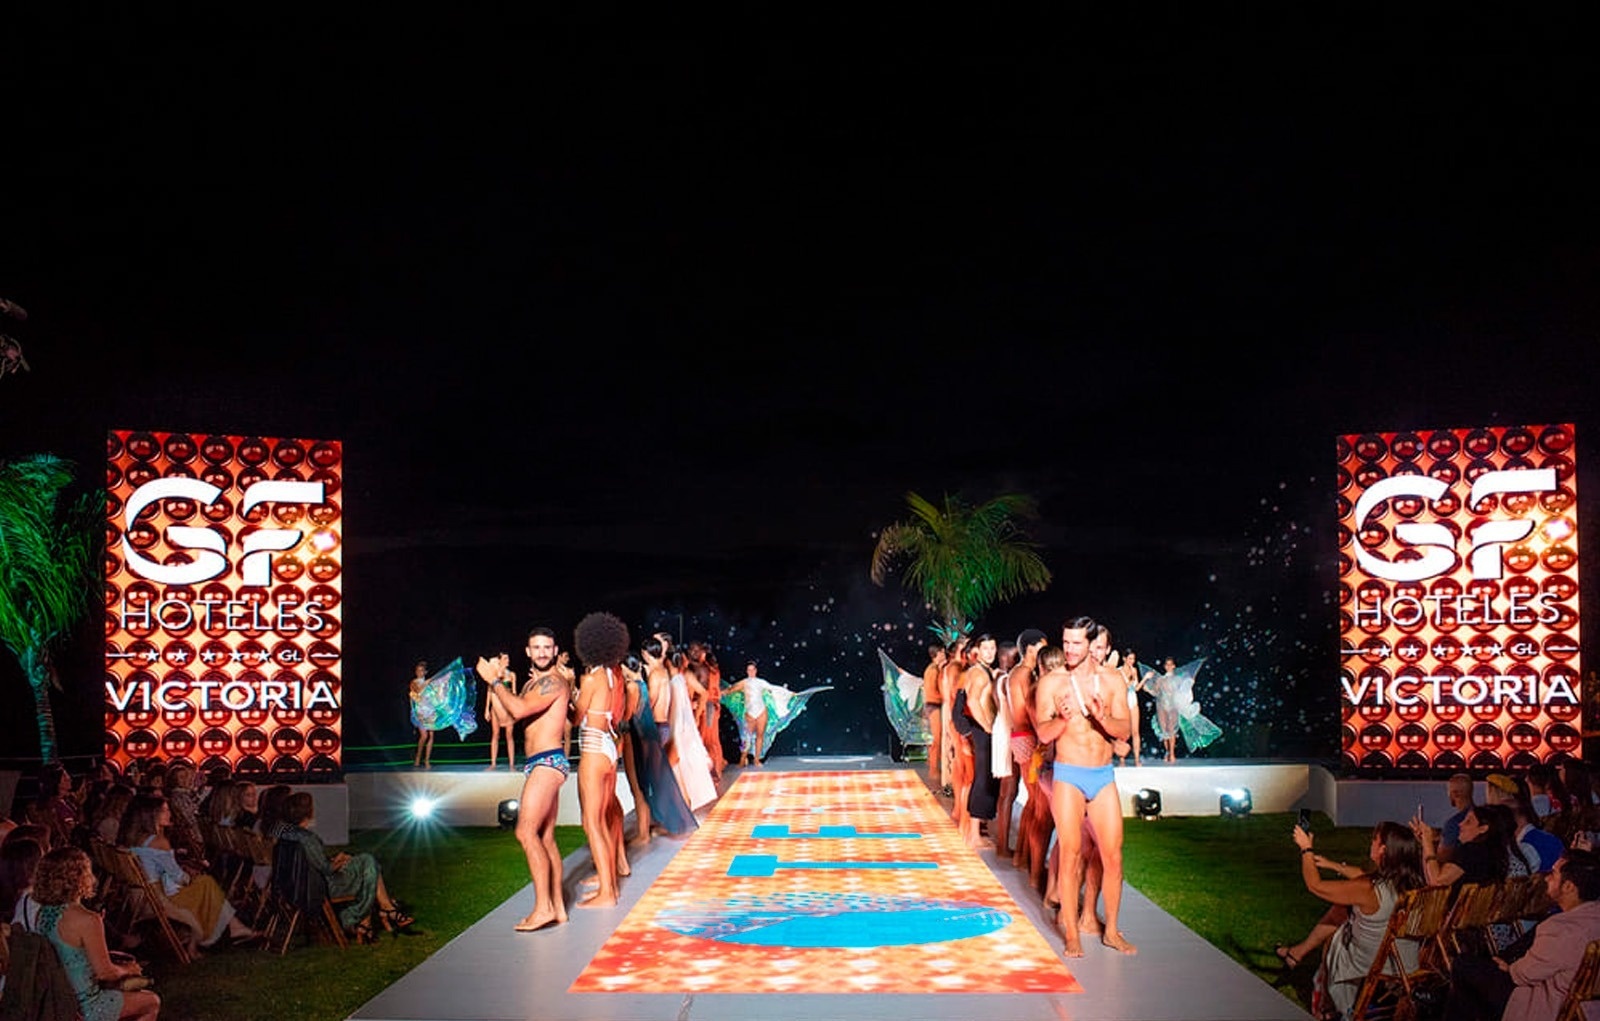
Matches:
[[338, 758, 1462, 838], [345, 765, 633, 831], [1099, 759, 1458, 826]]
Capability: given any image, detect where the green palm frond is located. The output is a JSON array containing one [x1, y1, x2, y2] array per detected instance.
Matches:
[[0, 454, 99, 656], [869, 488, 1052, 636], [0, 453, 101, 762]]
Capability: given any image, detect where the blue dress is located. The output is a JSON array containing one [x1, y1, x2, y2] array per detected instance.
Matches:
[[37, 903, 123, 1021], [632, 671, 698, 835]]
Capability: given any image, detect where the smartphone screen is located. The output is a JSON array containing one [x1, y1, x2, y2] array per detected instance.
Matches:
[[1297, 808, 1312, 831], [1417, 803, 1425, 822]]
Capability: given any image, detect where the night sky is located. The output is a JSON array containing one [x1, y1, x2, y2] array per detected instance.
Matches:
[[3, 39, 1595, 765]]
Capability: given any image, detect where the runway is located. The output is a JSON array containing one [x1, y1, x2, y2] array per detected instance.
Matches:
[[348, 757, 1312, 1021]]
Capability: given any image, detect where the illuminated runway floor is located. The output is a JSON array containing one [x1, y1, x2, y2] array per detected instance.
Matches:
[[348, 758, 1311, 1021]]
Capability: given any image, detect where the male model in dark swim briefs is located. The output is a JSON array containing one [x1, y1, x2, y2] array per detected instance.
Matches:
[[1034, 616, 1137, 959], [483, 627, 574, 932]]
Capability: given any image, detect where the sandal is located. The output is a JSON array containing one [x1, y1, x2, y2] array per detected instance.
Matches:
[[1274, 944, 1301, 970], [346, 919, 378, 945], [379, 907, 416, 934]]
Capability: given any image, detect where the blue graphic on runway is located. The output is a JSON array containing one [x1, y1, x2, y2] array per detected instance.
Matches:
[[727, 854, 936, 877], [655, 891, 1011, 947], [750, 824, 922, 840]]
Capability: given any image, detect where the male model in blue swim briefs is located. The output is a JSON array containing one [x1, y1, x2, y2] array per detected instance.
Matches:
[[1034, 616, 1138, 959]]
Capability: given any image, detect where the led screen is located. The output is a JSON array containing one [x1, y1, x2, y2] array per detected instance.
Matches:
[[1338, 424, 1579, 771], [104, 431, 343, 782]]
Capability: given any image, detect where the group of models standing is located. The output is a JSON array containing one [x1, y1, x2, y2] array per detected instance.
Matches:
[[470, 619, 735, 929], [925, 616, 1212, 958]]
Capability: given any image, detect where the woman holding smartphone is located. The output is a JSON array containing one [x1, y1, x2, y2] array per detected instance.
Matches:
[[1277, 819, 1426, 1021]]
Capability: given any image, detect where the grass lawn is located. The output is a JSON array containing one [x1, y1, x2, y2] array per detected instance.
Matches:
[[1122, 810, 1373, 1013], [141, 811, 1371, 1020], [146, 825, 586, 1021]]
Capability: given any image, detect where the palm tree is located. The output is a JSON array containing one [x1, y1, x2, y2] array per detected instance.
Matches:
[[870, 490, 1052, 642], [0, 454, 100, 763]]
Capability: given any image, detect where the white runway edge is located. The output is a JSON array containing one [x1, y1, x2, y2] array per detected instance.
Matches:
[[348, 757, 1313, 1021]]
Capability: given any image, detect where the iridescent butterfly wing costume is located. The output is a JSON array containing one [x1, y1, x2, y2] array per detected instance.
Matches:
[[877, 648, 930, 746], [409, 656, 479, 741]]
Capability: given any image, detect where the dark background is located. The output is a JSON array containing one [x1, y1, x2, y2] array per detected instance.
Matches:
[[2, 37, 1596, 769]]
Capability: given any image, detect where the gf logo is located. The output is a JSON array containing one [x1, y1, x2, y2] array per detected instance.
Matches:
[[1354, 468, 1557, 582], [122, 478, 327, 585]]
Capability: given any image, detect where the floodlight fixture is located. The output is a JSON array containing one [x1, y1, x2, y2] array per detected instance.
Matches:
[[1133, 788, 1162, 820], [408, 796, 438, 820], [1219, 788, 1252, 818], [498, 798, 519, 828]]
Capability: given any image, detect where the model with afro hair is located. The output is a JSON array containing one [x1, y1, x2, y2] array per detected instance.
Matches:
[[572, 611, 631, 908], [574, 611, 630, 668]]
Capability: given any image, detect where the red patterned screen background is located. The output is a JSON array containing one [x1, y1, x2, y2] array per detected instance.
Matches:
[[1338, 424, 1579, 771], [104, 431, 343, 782]]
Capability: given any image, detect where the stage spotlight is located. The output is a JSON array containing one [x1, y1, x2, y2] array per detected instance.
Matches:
[[498, 799, 519, 828], [1133, 788, 1162, 820], [408, 796, 438, 820], [1219, 788, 1252, 818]]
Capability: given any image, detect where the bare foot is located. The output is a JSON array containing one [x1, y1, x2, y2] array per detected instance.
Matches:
[[514, 907, 560, 931], [1062, 932, 1084, 958], [1102, 931, 1138, 955], [1078, 915, 1103, 936], [577, 891, 618, 909]]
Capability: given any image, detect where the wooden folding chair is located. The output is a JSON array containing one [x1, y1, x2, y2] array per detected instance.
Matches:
[[230, 827, 275, 918], [266, 838, 355, 953], [1348, 884, 1453, 1021], [1489, 872, 1552, 942], [101, 843, 193, 965], [1433, 881, 1503, 968], [1557, 939, 1600, 1021]]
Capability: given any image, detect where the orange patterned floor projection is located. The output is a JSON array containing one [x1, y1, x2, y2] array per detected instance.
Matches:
[[570, 769, 1080, 994]]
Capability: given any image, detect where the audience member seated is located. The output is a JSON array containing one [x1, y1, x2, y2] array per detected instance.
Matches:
[[1510, 791, 1565, 876], [158, 763, 206, 867], [90, 785, 136, 847], [1443, 848, 1600, 1021], [1418, 803, 1532, 954], [5, 824, 52, 855], [1437, 773, 1475, 865], [1550, 759, 1600, 848], [1419, 803, 1531, 889], [254, 785, 294, 842], [1527, 763, 1566, 827], [30, 846, 161, 1021], [28, 765, 78, 850], [276, 792, 414, 943], [1279, 820, 1427, 1020], [233, 783, 259, 832], [2, 837, 44, 929], [202, 782, 242, 829], [117, 795, 257, 955]]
